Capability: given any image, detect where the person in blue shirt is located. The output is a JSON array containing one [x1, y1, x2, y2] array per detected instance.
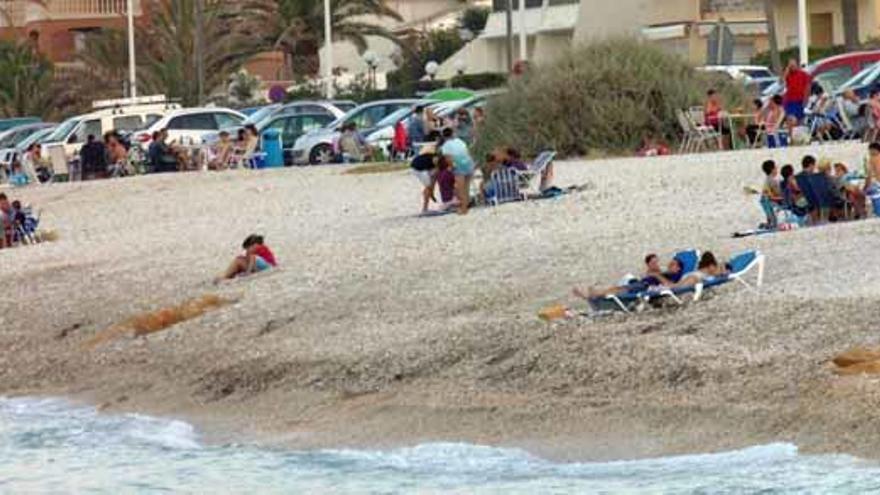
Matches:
[[439, 127, 475, 215], [407, 105, 426, 152]]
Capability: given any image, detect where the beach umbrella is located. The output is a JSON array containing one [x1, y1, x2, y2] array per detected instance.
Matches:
[[424, 88, 475, 102]]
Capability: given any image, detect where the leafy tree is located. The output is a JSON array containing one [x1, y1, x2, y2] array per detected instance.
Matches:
[[460, 6, 490, 36], [387, 28, 466, 94], [245, 0, 402, 78], [0, 40, 62, 118]]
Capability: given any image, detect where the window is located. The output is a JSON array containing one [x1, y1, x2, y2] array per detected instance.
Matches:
[[350, 104, 388, 129], [214, 112, 243, 128], [113, 115, 143, 132], [168, 113, 217, 130], [74, 119, 102, 143], [815, 66, 853, 91], [144, 114, 163, 128]]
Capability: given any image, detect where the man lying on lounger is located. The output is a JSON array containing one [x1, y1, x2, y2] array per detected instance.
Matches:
[[572, 254, 683, 299]]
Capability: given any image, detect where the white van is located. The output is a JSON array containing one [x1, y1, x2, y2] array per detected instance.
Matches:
[[41, 95, 180, 160]]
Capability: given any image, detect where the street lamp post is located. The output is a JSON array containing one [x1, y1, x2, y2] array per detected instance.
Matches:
[[798, 0, 808, 66], [324, 0, 334, 98], [425, 60, 439, 82], [363, 50, 379, 90], [518, 0, 527, 62], [126, 0, 137, 98]]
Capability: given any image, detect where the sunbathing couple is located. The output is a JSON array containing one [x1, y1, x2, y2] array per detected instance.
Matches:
[[573, 251, 726, 299]]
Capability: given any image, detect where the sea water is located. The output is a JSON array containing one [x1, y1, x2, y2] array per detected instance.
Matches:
[[2, 398, 880, 494]]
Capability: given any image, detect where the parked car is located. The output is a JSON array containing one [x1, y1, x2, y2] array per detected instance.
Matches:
[[834, 61, 880, 99], [763, 51, 880, 97], [699, 65, 774, 81], [258, 112, 336, 165], [0, 126, 55, 169], [0, 117, 41, 132], [291, 99, 420, 165], [41, 95, 180, 160], [133, 107, 247, 147], [0, 122, 54, 150], [245, 101, 347, 127]]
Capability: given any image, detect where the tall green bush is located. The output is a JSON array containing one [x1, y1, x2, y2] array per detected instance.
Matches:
[[475, 38, 744, 158]]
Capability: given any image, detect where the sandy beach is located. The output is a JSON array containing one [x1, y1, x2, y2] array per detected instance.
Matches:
[[5, 142, 880, 462]]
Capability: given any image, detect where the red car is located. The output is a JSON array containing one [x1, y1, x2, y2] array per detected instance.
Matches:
[[762, 50, 880, 96]]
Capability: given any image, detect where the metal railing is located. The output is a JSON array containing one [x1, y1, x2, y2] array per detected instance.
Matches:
[[0, 0, 140, 26]]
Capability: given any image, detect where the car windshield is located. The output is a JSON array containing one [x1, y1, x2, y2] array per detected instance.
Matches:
[[333, 101, 357, 112], [743, 69, 773, 79], [18, 127, 54, 149], [373, 107, 413, 128], [242, 105, 280, 126], [44, 117, 79, 142], [839, 63, 880, 91]]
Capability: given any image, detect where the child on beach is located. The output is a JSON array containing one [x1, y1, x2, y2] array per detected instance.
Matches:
[[217, 234, 276, 282], [435, 155, 457, 211], [760, 160, 783, 228], [8, 162, 29, 187]]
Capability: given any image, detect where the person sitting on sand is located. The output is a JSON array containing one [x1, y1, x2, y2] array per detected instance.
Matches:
[[834, 162, 866, 219], [572, 254, 682, 299], [217, 234, 276, 281], [0, 193, 12, 248], [8, 161, 29, 187], [760, 160, 783, 228]]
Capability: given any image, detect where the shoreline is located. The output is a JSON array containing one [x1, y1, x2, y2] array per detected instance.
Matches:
[[6, 143, 880, 463]]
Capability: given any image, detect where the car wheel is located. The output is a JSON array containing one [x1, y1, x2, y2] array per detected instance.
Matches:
[[309, 144, 334, 165]]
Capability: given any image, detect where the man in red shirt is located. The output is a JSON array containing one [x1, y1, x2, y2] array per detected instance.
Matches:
[[783, 58, 812, 124]]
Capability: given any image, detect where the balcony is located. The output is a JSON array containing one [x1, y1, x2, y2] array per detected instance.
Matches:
[[0, 0, 141, 27]]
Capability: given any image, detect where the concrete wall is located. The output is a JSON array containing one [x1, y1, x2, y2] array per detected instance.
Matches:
[[573, 0, 698, 43], [774, 0, 877, 47]]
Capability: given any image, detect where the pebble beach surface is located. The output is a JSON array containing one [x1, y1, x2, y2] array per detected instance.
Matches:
[[4, 141, 880, 461]]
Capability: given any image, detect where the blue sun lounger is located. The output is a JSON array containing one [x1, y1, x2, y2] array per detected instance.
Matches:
[[588, 250, 765, 314], [588, 249, 700, 313]]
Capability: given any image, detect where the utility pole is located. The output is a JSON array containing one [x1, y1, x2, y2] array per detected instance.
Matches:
[[126, 0, 137, 98], [324, 0, 334, 98], [518, 0, 527, 62], [505, 0, 513, 72], [195, 0, 205, 104], [797, 0, 808, 66]]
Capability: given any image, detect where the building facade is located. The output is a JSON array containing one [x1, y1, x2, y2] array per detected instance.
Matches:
[[437, 0, 880, 78]]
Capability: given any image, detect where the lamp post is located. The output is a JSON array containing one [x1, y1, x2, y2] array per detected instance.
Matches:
[[797, 0, 808, 66], [425, 60, 439, 82], [324, 0, 334, 98], [454, 59, 466, 77], [363, 50, 379, 90], [126, 0, 136, 98], [518, 0, 527, 62]]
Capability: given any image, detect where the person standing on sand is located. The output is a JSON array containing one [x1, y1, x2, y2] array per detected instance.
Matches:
[[440, 127, 475, 215], [782, 59, 812, 133]]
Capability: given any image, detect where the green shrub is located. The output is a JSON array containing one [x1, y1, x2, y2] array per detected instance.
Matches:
[[474, 38, 745, 158]]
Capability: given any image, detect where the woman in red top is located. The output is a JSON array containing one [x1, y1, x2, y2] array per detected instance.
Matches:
[[704, 89, 730, 149]]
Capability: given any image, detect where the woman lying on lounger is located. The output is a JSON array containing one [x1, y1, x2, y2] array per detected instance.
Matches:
[[573, 254, 683, 299], [673, 252, 727, 287]]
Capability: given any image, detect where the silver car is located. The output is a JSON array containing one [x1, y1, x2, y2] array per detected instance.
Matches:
[[291, 99, 420, 165]]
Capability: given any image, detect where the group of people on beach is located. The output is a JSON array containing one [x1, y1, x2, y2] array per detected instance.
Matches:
[[700, 58, 869, 149], [0, 192, 39, 248], [216, 234, 277, 282], [757, 143, 880, 228], [572, 251, 727, 300]]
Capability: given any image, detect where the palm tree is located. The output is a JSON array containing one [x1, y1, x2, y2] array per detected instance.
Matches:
[[841, 0, 859, 51], [245, 0, 403, 79], [0, 40, 60, 118], [71, 0, 263, 106]]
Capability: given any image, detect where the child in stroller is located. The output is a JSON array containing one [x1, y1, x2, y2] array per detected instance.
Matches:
[[11, 200, 40, 245]]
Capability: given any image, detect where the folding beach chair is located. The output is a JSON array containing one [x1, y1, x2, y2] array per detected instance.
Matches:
[[517, 151, 557, 194], [486, 167, 525, 206]]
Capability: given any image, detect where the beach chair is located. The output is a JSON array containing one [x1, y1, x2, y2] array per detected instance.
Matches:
[[486, 167, 525, 206], [588, 249, 700, 314], [12, 206, 40, 245], [649, 250, 765, 305], [518, 151, 557, 194], [676, 110, 696, 153]]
